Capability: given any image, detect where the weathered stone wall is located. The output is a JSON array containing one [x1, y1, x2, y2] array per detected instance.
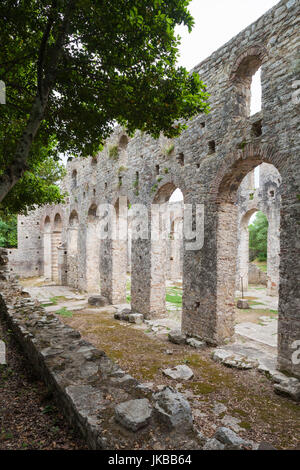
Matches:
[[9, 0, 300, 377]]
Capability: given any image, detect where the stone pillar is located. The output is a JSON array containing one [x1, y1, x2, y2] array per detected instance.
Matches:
[[66, 227, 78, 288], [182, 202, 235, 345], [43, 232, 52, 279], [267, 210, 280, 296], [277, 184, 300, 379], [86, 221, 101, 293], [51, 231, 62, 283], [57, 244, 67, 285]]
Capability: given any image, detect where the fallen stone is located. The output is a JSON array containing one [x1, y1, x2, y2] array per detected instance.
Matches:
[[237, 299, 250, 309], [186, 338, 206, 349], [195, 431, 207, 447], [214, 427, 249, 450], [115, 399, 152, 431], [274, 378, 300, 402], [203, 438, 225, 450], [137, 382, 154, 392], [165, 350, 173, 355], [221, 415, 242, 433], [88, 295, 108, 307], [153, 386, 193, 431], [85, 306, 116, 315], [213, 403, 227, 416], [128, 313, 144, 324], [258, 441, 277, 450], [0, 340, 6, 366], [162, 365, 194, 381], [212, 349, 258, 370], [168, 329, 187, 345]]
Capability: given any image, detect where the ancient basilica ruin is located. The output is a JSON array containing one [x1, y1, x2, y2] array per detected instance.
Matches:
[[1, 0, 299, 450]]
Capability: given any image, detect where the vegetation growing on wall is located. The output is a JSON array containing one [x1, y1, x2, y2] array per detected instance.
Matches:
[[0, 215, 17, 248]]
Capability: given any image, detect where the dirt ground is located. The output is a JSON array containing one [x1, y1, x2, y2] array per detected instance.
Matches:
[[59, 306, 300, 450], [0, 319, 88, 450]]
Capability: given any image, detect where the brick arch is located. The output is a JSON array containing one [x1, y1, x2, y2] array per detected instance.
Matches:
[[230, 45, 268, 83], [210, 143, 286, 203], [152, 179, 185, 204]]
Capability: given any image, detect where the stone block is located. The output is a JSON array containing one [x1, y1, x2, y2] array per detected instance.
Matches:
[[153, 386, 193, 431], [115, 399, 152, 431], [88, 295, 109, 307], [168, 330, 187, 345], [162, 364, 194, 381], [237, 299, 249, 309]]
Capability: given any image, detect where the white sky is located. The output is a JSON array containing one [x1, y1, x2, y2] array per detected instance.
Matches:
[[175, 0, 280, 70]]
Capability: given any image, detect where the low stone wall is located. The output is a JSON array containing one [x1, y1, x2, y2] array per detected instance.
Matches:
[[0, 250, 200, 450], [248, 263, 267, 286]]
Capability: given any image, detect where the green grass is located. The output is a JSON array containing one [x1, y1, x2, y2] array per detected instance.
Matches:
[[253, 259, 267, 272], [55, 307, 73, 318]]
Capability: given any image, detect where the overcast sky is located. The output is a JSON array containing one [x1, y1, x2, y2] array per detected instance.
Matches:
[[175, 0, 280, 70]]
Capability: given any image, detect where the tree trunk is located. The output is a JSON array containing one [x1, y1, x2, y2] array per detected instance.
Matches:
[[0, 0, 75, 204]]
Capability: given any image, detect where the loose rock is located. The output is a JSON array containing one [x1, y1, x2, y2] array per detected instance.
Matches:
[[153, 386, 193, 431], [186, 338, 206, 349], [115, 399, 152, 432], [88, 295, 108, 307], [168, 330, 187, 345], [162, 365, 194, 381]]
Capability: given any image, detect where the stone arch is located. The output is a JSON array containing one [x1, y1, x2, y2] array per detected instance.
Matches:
[[230, 45, 267, 83], [229, 45, 267, 118], [211, 143, 285, 203], [86, 203, 100, 292], [119, 134, 129, 149]]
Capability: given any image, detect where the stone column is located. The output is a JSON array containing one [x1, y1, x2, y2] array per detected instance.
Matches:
[[86, 221, 101, 293], [43, 232, 52, 279], [182, 202, 235, 345], [51, 231, 62, 283]]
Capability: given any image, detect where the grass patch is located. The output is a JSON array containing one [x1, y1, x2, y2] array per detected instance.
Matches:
[[55, 307, 73, 318]]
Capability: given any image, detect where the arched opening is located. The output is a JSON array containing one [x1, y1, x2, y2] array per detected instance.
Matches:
[[43, 216, 52, 279], [86, 204, 100, 292], [119, 134, 128, 149], [71, 169, 77, 189], [52, 214, 63, 283], [250, 67, 262, 116], [215, 158, 281, 357], [231, 49, 265, 118], [150, 183, 184, 318]]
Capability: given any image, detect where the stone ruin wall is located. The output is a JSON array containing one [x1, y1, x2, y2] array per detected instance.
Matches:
[[8, 0, 300, 377]]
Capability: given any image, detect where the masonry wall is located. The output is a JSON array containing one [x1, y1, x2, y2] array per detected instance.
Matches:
[[9, 0, 300, 378]]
